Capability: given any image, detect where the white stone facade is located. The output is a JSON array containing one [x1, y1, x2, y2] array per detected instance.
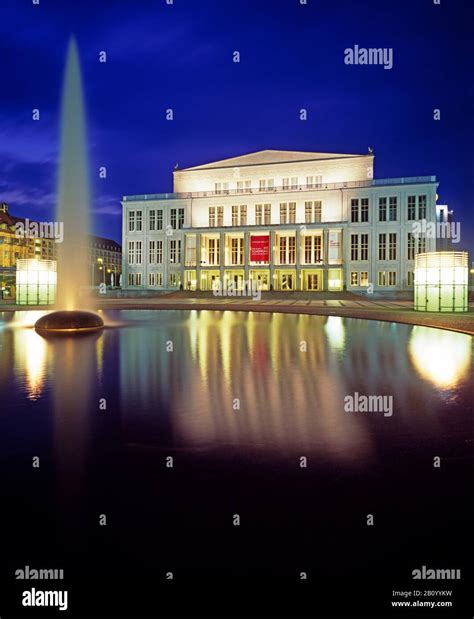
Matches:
[[121, 150, 438, 292]]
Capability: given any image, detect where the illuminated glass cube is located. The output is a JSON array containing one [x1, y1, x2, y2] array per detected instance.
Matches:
[[16, 259, 57, 305], [414, 252, 468, 312]]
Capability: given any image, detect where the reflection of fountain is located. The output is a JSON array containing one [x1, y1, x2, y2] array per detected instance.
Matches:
[[35, 37, 103, 335]]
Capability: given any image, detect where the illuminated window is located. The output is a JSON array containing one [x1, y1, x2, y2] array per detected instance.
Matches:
[[209, 207, 216, 227], [378, 233, 386, 260], [351, 234, 359, 260], [350, 271, 359, 286], [136, 241, 142, 264], [215, 182, 229, 195], [259, 179, 273, 192], [389, 233, 397, 260], [388, 271, 396, 286], [231, 238, 244, 265], [378, 271, 386, 286], [169, 272, 181, 287], [240, 205, 247, 226], [305, 201, 322, 223], [288, 237, 296, 263], [263, 204, 271, 224], [360, 271, 369, 286], [304, 236, 312, 263], [208, 238, 220, 265], [232, 206, 238, 226], [289, 202, 296, 224]]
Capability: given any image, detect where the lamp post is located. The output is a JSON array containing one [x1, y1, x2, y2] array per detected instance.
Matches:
[[97, 258, 105, 286]]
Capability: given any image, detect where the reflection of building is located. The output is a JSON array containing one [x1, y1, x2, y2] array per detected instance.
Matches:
[[0, 203, 122, 296], [122, 149, 440, 292]]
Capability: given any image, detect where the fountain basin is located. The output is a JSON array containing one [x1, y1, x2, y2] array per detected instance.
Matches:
[[35, 310, 104, 335]]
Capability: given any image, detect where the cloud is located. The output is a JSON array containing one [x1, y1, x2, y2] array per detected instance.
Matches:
[[92, 194, 121, 216]]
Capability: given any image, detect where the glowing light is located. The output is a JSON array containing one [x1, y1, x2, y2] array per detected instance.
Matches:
[[414, 252, 468, 312], [13, 327, 48, 400], [409, 326, 471, 388], [324, 316, 346, 350], [16, 260, 57, 306]]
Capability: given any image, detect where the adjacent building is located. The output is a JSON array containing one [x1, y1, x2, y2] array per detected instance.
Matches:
[[89, 235, 122, 287], [121, 148, 439, 292], [0, 203, 122, 298]]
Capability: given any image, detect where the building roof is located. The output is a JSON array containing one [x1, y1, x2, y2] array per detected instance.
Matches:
[[90, 235, 122, 251], [0, 210, 17, 227], [177, 149, 370, 171]]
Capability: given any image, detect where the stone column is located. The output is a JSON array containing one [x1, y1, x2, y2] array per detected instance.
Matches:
[[323, 228, 329, 291], [270, 229, 276, 290], [244, 231, 250, 283], [295, 226, 301, 291], [196, 232, 201, 289]]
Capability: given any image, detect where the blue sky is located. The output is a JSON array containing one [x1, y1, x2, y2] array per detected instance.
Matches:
[[0, 0, 472, 251]]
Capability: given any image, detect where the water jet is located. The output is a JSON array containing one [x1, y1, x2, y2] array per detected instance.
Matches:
[[35, 37, 103, 335]]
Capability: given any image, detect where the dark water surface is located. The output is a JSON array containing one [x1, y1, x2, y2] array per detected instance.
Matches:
[[0, 310, 472, 617]]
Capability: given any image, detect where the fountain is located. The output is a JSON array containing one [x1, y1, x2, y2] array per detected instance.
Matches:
[[35, 37, 104, 335]]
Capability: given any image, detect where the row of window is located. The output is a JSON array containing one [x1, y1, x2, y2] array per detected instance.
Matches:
[[210, 201, 323, 227], [130, 269, 411, 289], [128, 208, 185, 232], [351, 195, 427, 223], [128, 272, 181, 287], [129, 232, 425, 268], [215, 176, 323, 194], [350, 271, 398, 287], [129, 236, 322, 267], [350, 232, 426, 262], [128, 194, 428, 233], [128, 240, 182, 265]]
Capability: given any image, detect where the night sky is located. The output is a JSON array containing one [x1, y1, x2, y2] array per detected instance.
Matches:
[[0, 0, 472, 252]]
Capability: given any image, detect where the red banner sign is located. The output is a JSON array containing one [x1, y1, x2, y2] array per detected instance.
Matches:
[[250, 235, 269, 262]]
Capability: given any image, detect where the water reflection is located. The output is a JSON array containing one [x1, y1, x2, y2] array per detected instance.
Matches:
[[324, 315, 346, 351], [13, 328, 48, 401], [1, 311, 472, 467], [409, 326, 472, 389], [114, 311, 472, 462]]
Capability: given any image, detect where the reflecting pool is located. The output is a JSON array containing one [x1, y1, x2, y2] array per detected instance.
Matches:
[[0, 310, 472, 616]]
